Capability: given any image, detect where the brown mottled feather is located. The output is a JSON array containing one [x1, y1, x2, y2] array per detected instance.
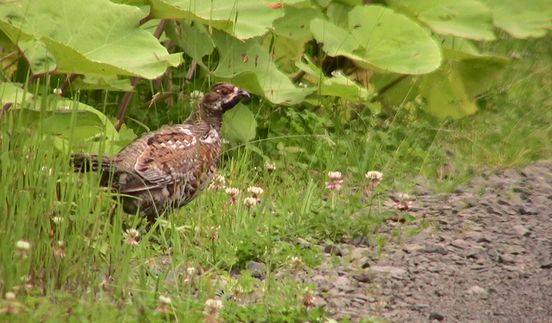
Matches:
[[71, 84, 250, 221]]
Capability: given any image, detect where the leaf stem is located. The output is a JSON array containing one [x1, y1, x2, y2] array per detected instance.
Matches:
[[115, 20, 167, 131]]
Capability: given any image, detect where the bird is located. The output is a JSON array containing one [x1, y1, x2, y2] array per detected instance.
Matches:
[[71, 83, 251, 221]]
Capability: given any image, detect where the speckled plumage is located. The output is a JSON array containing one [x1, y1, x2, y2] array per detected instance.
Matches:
[[72, 83, 250, 220]]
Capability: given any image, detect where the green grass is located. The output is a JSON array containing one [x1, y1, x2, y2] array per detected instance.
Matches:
[[1, 36, 551, 321]]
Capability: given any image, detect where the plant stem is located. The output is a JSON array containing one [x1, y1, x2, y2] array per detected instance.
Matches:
[[115, 20, 167, 131]]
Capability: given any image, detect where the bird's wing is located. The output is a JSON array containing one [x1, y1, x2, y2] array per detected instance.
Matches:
[[119, 126, 200, 193]]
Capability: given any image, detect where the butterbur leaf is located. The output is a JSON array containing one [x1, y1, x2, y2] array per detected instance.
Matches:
[[222, 103, 257, 144], [421, 66, 477, 119], [18, 40, 57, 74], [73, 75, 134, 92], [348, 5, 442, 75], [310, 6, 442, 75], [212, 31, 313, 105], [0, 82, 33, 107], [0, 0, 182, 79], [481, 0, 552, 38], [296, 56, 373, 101], [388, 0, 496, 41], [150, 0, 293, 39]]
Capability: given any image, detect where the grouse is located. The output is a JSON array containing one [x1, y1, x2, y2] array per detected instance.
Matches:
[[72, 83, 250, 220]]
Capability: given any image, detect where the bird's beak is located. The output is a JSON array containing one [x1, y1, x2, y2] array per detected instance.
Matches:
[[238, 89, 251, 103], [239, 89, 250, 98]]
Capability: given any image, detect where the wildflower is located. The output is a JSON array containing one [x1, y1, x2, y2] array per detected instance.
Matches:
[[302, 290, 316, 308], [209, 174, 226, 190], [264, 161, 276, 172], [5, 292, 15, 301], [15, 240, 30, 259], [210, 226, 220, 242], [40, 166, 53, 176], [225, 187, 240, 205], [52, 216, 64, 224], [189, 90, 204, 106], [365, 170, 384, 195], [325, 171, 343, 191], [290, 256, 303, 270], [54, 240, 66, 258], [53, 88, 62, 96], [365, 171, 383, 183], [243, 197, 260, 208], [246, 186, 264, 198], [123, 228, 140, 246], [186, 267, 196, 276], [394, 192, 414, 211], [203, 298, 223, 323], [156, 295, 172, 314]]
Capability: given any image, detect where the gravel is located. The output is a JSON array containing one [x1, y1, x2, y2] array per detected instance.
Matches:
[[294, 161, 552, 322]]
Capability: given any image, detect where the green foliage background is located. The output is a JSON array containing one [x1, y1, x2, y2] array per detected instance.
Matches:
[[0, 0, 551, 321]]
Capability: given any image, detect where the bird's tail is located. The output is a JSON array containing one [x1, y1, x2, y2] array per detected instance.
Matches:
[[71, 154, 114, 173], [71, 154, 117, 187]]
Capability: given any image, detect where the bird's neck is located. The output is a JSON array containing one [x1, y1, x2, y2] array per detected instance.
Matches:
[[190, 106, 223, 130]]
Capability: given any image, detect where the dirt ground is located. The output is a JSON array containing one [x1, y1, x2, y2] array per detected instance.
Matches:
[[302, 161, 552, 322]]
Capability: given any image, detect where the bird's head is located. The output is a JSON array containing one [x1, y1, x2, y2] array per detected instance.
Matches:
[[200, 83, 250, 115]]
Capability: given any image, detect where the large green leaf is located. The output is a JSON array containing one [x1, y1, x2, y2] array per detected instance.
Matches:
[[296, 56, 373, 101], [481, 0, 552, 38], [310, 6, 442, 75], [388, 0, 495, 41], [273, 6, 324, 42], [166, 21, 214, 66], [72, 75, 134, 92], [439, 36, 510, 63], [18, 40, 57, 74], [348, 5, 442, 74], [420, 66, 477, 119], [150, 0, 290, 39], [0, 0, 182, 79], [222, 103, 257, 143], [212, 32, 313, 105], [456, 57, 508, 98], [0, 82, 33, 107], [309, 18, 363, 58]]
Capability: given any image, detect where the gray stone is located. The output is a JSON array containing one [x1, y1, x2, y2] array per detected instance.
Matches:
[[370, 266, 407, 279], [324, 245, 343, 257], [246, 261, 266, 280], [512, 224, 530, 237], [429, 312, 445, 321], [352, 271, 376, 283]]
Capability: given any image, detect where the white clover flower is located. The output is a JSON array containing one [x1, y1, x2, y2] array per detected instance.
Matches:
[[16, 240, 30, 251], [156, 295, 172, 313], [327, 171, 343, 180], [246, 186, 264, 196], [5, 292, 16, 300], [365, 171, 383, 182], [225, 187, 240, 205], [326, 171, 344, 191], [302, 290, 316, 308], [204, 298, 223, 315], [394, 192, 414, 211], [397, 192, 411, 201], [124, 229, 140, 246], [264, 161, 276, 172], [243, 197, 260, 208], [53, 88, 62, 96], [54, 240, 66, 258], [224, 187, 240, 196], [158, 295, 172, 305], [189, 90, 204, 106], [209, 174, 226, 190], [52, 216, 64, 224]]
